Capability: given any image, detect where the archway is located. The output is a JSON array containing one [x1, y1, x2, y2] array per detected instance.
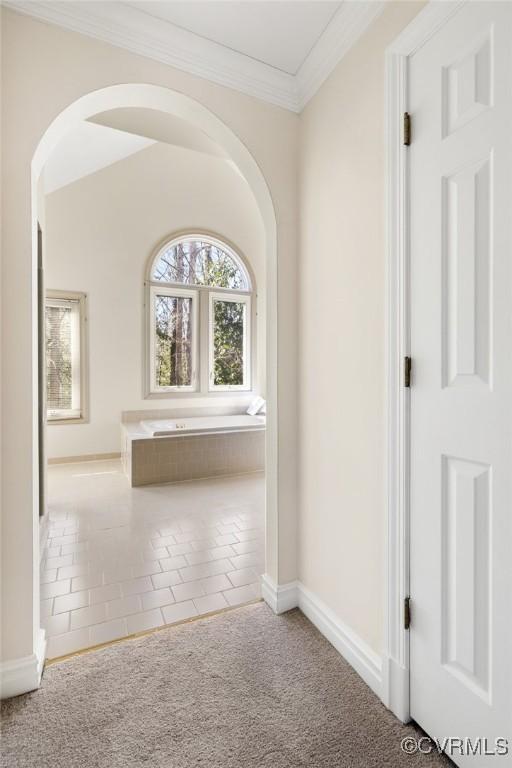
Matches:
[[32, 84, 278, 673]]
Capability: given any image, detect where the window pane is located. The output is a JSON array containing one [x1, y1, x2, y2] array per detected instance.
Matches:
[[46, 304, 73, 411], [154, 294, 193, 387], [213, 299, 246, 387], [153, 240, 248, 290]]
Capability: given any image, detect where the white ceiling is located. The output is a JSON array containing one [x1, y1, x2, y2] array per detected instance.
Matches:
[[90, 108, 229, 159], [7, 1, 385, 111], [44, 107, 238, 194], [129, 1, 340, 75], [44, 122, 155, 194]]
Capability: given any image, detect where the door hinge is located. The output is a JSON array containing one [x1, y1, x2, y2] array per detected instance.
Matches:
[[404, 596, 411, 630], [404, 356, 412, 388], [403, 112, 411, 146]]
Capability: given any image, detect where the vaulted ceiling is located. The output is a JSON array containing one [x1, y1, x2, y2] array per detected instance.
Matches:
[[44, 108, 236, 194], [43, 122, 155, 194]]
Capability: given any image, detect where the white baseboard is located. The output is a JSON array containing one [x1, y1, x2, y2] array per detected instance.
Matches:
[[0, 628, 46, 699], [261, 574, 299, 614], [47, 452, 121, 465], [298, 583, 382, 699], [261, 575, 382, 700]]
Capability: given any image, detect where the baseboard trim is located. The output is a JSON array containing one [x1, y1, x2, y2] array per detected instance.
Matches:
[[261, 574, 299, 614], [298, 583, 382, 699], [261, 575, 382, 700], [0, 628, 46, 699], [48, 452, 121, 465]]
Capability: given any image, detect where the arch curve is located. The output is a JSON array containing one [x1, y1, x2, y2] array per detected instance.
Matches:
[[32, 83, 276, 240]]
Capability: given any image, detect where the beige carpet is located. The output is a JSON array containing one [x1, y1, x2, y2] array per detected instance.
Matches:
[[1, 603, 450, 768]]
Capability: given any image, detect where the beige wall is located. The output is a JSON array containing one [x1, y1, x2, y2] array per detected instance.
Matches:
[[298, 2, 424, 655], [1, 0, 428, 679], [44, 142, 266, 459], [1, 7, 298, 666]]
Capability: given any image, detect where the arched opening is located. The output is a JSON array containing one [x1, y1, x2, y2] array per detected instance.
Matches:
[[32, 84, 278, 661]]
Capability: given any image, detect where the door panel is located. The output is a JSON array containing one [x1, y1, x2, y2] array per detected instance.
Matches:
[[441, 455, 491, 701], [409, 3, 512, 763], [442, 154, 492, 389], [442, 30, 492, 138]]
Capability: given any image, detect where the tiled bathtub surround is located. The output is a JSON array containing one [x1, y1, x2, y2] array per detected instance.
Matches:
[[123, 427, 265, 487], [41, 460, 265, 659]]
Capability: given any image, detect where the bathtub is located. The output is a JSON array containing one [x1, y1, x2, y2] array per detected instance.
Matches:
[[122, 413, 265, 487], [141, 414, 265, 437]]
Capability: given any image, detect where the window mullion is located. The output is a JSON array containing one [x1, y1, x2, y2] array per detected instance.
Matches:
[[200, 290, 209, 394]]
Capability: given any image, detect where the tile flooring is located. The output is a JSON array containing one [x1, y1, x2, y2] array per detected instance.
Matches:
[[41, 460, 265, 659]]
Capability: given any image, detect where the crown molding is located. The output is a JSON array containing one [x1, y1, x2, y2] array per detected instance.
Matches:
[[4, 0, 299, 111], [4, 1, 387, 113], [296, 1, 386, 109]]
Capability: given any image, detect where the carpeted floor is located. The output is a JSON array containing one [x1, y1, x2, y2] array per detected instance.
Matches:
[[1, 603, 450, 768]]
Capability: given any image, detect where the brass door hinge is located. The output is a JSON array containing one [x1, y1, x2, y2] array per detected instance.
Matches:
[[404, 596, 411, 630], [404, 356, 412, 388], [403, 112, 411, 146]]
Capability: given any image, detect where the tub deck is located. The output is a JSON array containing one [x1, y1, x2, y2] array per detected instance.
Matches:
[[141, 414, 265, 437], [122, 414, 265, 487]]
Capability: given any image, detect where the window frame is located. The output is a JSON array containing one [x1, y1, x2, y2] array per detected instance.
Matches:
[[149, 284, 199, 394], [45, 289, 88, 425], [145, 233, 255, 398], [208, 291, 251, 392]]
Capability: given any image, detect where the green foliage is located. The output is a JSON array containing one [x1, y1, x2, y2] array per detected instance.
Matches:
[[214, 300, 244, 386]]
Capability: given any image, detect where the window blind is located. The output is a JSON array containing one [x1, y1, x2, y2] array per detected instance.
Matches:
[[45, 298, 81, 419]]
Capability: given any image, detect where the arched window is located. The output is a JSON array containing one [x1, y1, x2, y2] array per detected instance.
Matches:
[[152, 238, 249, 290], [147, 234, 254, 394]]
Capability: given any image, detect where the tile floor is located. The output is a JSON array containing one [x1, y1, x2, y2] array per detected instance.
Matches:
[[41, 460, 265, 659]]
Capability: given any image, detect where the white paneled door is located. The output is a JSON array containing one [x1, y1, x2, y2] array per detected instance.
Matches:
[[409, 2, 512, 764]]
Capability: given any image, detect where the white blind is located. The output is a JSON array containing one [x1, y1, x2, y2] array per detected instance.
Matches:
[[45, 298, 81, 418]]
